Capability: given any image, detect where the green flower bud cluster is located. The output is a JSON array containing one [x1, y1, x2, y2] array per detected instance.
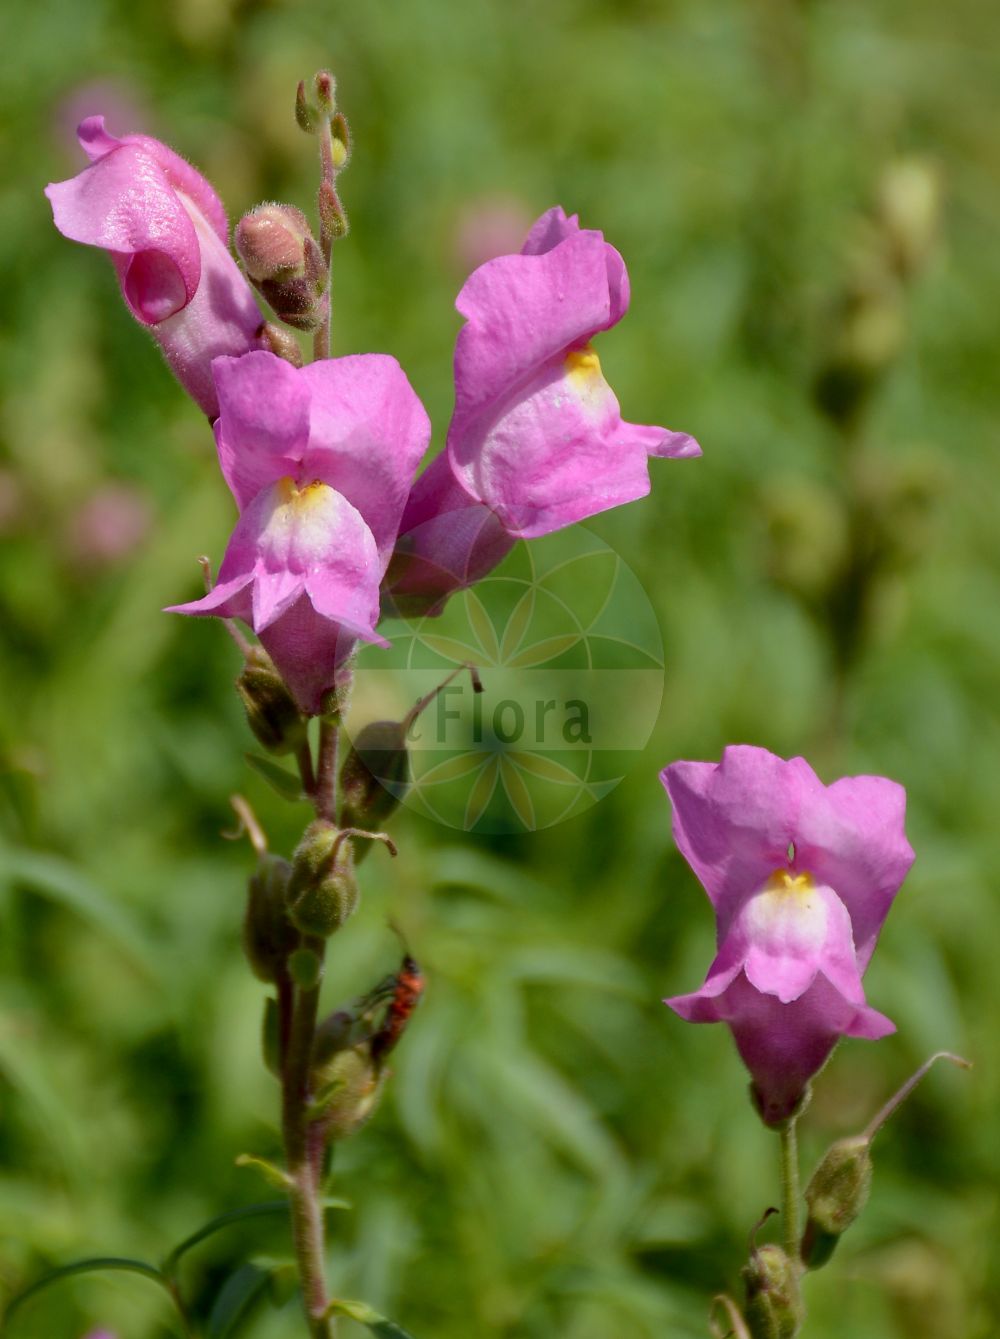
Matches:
[[305, 952, 422, 1143], [287, 820, 359, 938], [294, 69, 351, 248], [742, 1244, 804, 1339], [242, 852, 298, 983], [311, 1045, 385, 1143]]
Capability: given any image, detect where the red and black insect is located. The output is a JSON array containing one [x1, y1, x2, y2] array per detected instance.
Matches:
[[370, 953, 424, 1064]]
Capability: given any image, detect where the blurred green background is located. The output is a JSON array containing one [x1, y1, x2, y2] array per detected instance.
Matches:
[[1, 0, 997, 1335]]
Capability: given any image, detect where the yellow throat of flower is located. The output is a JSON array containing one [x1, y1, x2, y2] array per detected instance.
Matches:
[[564, 343, 603, 385], [765, 869, 814, 896], [275, 477, 329, 510]]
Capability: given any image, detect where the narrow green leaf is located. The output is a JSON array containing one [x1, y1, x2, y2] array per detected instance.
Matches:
[[206, 1262, 272, 1339], [244, 753, 303, 801], [163, 1201, 290, 1275], [164, 1195, 351, 1291], [3, 1257, 171, 1331], [326, 1297, 418, 1337]]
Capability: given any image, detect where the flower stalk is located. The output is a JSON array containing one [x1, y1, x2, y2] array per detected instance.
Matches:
[[310, 74, 349, 362], [778, 1117, 801, 1260], [280, 927, 334, 1338], [277, 702, 345, 1332]]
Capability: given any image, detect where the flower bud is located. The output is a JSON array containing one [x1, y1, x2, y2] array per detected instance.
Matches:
[[287, 821, 359, 937], [800, 1135, 872, 1270], [742, 1245, 804, 1339], [237, 204, 315, 282], [877, 158, 941, 280], [235, 204, 327, 331], [799, 1053, 969, 1270], [259, 320, 303, 367], [312, 1044, 385, 1141], [236, 653, 308, 755], [318, 180, 349, 240], [295, 80, 320, 134], [314, 70, 337, 116], [330, 113, 351, 169], [242, 854, 297, 983], [339, 721, 410, 835]]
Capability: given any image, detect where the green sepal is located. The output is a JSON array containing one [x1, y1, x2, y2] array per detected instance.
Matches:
[[263, 995, 281, 1076], [236, 659, 307, 755], [243, 855, 296, 983]]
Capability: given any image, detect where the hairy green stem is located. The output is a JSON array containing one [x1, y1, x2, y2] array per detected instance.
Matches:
[[281, 936, 335, 1337], [779, 1117, 801, 1258], [315, 717, 339, 822], [312, 124, 338, 362]]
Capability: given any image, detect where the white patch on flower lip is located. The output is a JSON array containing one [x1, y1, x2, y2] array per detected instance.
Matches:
[[257, 477, 344, 574], [744, 870, 828, 955], [738, 868, 842, 1002]]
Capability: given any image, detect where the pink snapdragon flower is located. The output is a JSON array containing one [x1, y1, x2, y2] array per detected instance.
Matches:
[[449, 205, 699, 538], [662, 745, 913, 1125], [383, 206, 700, 616], [45, 117, 265, 417], [168, 350, 430, 713]]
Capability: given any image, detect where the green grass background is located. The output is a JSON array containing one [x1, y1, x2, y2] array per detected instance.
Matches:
[[1, 0, 997, 1335]]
